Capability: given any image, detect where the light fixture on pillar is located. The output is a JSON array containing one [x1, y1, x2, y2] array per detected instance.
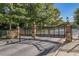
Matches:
[[66, 17, 69, 23]]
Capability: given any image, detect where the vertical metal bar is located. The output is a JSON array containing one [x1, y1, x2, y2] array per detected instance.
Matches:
[[25, 28, 27, 36], [54, 27, 55, 37], [58, 27, 60, 37], [64, 25, 65, 38], [40, 25, 42, 36], [26, 26, 28, 36], [48, 26, 50, 37], [44, 27, 45, 37], [71, 25, 72, 40]]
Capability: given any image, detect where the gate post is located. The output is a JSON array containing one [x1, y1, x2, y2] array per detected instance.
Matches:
[[32, 22, 36, 39], [17, 24, 20, 42], [65, 21, 72, 43]]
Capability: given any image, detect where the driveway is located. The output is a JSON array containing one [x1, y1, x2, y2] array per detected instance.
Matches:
[[0, 37, 63, 56]]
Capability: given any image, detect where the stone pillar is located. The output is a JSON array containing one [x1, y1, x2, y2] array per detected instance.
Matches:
[[17, 25, 20, 41], [32, 22, 36, 39], [65, 23, 72, 43]]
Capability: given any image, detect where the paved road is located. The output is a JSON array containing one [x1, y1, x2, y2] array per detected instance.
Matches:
[[0, 37, 62, 56]]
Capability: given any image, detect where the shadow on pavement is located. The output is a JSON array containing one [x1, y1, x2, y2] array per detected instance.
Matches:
[[67, 44, 79, 53], [4, 38, 64, 56], [17, 38, 63, 56], [36, 44, 61, 56], [19, 38, 61, 44]]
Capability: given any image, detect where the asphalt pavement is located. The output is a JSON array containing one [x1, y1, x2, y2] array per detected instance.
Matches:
[[0, 37, 63, 56]]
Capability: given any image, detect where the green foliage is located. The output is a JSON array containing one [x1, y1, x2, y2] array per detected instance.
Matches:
[[74, 8, 79, 25], [0, 3, 62, 28]]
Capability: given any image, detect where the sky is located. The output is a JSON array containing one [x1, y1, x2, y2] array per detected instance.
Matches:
[[54, 3, 79, 22]]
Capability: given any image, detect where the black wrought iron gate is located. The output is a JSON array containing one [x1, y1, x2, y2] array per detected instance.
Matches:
[[20, 25, 66, 38]]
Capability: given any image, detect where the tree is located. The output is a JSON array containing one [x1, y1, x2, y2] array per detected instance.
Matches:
[[0, 3, 62, 39], [74, 8, 79, 39], [74, 8, 79, 25], [0, 3, 61, 27]]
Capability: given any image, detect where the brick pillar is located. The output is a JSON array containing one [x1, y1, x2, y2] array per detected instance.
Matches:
[[32, 22, 36, 39], [65, 23, 72, 43]]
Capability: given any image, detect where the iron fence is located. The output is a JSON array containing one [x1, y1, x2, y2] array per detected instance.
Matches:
[[20, 25, 66, 38]]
